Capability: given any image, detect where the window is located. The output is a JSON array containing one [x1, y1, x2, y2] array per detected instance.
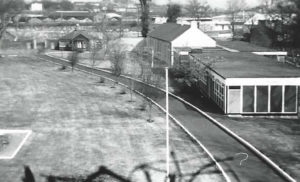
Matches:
[[284, 86, 296, 112], [256, 86, 268, 112], [213, 80, 224, 109], [270, 86, 282, 112], [77, 41, 82, 48], [243, 86, 254, 112]]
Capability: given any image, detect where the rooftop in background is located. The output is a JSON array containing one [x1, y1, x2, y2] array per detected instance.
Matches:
[[192, 51, 300, 78], [217, 40, 277, 52], [148, 23, 190, 42], [48, 11, 92, 19], [59, 30, 92, 41]]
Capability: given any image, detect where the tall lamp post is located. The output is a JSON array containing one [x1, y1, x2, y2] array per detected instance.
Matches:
[[165, 66, 170, 182]]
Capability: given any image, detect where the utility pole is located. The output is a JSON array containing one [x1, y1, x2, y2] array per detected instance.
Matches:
[[165, 67, 170, 182]]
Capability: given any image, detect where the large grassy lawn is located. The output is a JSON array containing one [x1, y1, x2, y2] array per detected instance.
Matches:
[[0, 56, 223, 182]]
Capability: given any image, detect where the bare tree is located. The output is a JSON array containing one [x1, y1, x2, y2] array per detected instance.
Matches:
[[139, 0, 150, 37], [0, 0, 24, 40], [90, 41, 101, 69], [166, 3, 182, 23], [108, 41, 126, 88], [185, 0, 211, 20], [227, 0, 247, 39], [137, 51, 163, 122], [141, 70, 162, 123], [127, 52, 142, 102], [69, 51, 79, 72]]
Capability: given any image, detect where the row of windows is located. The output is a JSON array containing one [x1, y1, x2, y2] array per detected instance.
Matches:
[[212, 80, 225, 109], [242, 85, 297, 113]]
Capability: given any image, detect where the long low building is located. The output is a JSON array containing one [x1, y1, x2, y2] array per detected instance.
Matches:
[[189, 51, 300, 115]]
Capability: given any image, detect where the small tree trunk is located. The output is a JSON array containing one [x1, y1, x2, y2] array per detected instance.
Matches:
[[130, 80, 134, 101], [148, 102, 153, 122]]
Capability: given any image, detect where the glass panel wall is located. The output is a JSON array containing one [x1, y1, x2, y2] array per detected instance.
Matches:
[[271, 86, 282, 112], [284, 86, 296, 112], [243, 86, 254, 112], [256, 86, 268, 112]]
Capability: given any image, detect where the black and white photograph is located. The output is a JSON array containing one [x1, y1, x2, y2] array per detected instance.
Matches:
[[0, 0, 299, 181]]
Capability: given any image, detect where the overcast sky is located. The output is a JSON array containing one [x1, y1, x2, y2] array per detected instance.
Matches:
[[152, 0, 262, 9]]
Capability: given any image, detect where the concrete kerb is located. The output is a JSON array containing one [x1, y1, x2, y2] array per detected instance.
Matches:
[[42, 54, 296, 182], [41, 54, 231, 182]]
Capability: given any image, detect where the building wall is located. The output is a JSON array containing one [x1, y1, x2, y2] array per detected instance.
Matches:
[[191, 57, 227, 112], [148, 37, 171, 65]]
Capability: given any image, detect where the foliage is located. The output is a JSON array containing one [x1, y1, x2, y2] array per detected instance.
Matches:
[[284, 0, 300, 47], [226, 0, 247, 38], [0, 0, 25, 39], [43, 0, 73, 11], [250, 0, 300, 48], [166, 4, 182, 23], [139, 0, 150, 37], [170, 55, 221, 87], [60, 0, 74, 10], [185, 0, 211, 19]]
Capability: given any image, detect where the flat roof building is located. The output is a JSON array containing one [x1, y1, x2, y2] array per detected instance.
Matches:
[[189, 51, 300, 115]]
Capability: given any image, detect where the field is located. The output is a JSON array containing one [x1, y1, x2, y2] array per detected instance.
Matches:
[[0, 56, 223, 182]]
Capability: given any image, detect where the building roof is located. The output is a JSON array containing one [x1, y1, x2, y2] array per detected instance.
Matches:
[[192, 51, 300, 78], [59, 30, 91, 41], [148, 23, 190, 42]]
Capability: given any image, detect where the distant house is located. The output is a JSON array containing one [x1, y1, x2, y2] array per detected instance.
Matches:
[[176, 17, 233, 40], [58, 29, 92, 51], [30, 1, 43, 11], [147, 22, 216, 66]]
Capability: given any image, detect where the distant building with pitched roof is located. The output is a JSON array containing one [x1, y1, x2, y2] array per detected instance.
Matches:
[[30, 1, 43, 11], [58, 29, 93, 51], [147, 22, 216, 66]]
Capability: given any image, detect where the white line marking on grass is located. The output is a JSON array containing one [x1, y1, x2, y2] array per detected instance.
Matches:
[[0, 130, 32, 160]]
